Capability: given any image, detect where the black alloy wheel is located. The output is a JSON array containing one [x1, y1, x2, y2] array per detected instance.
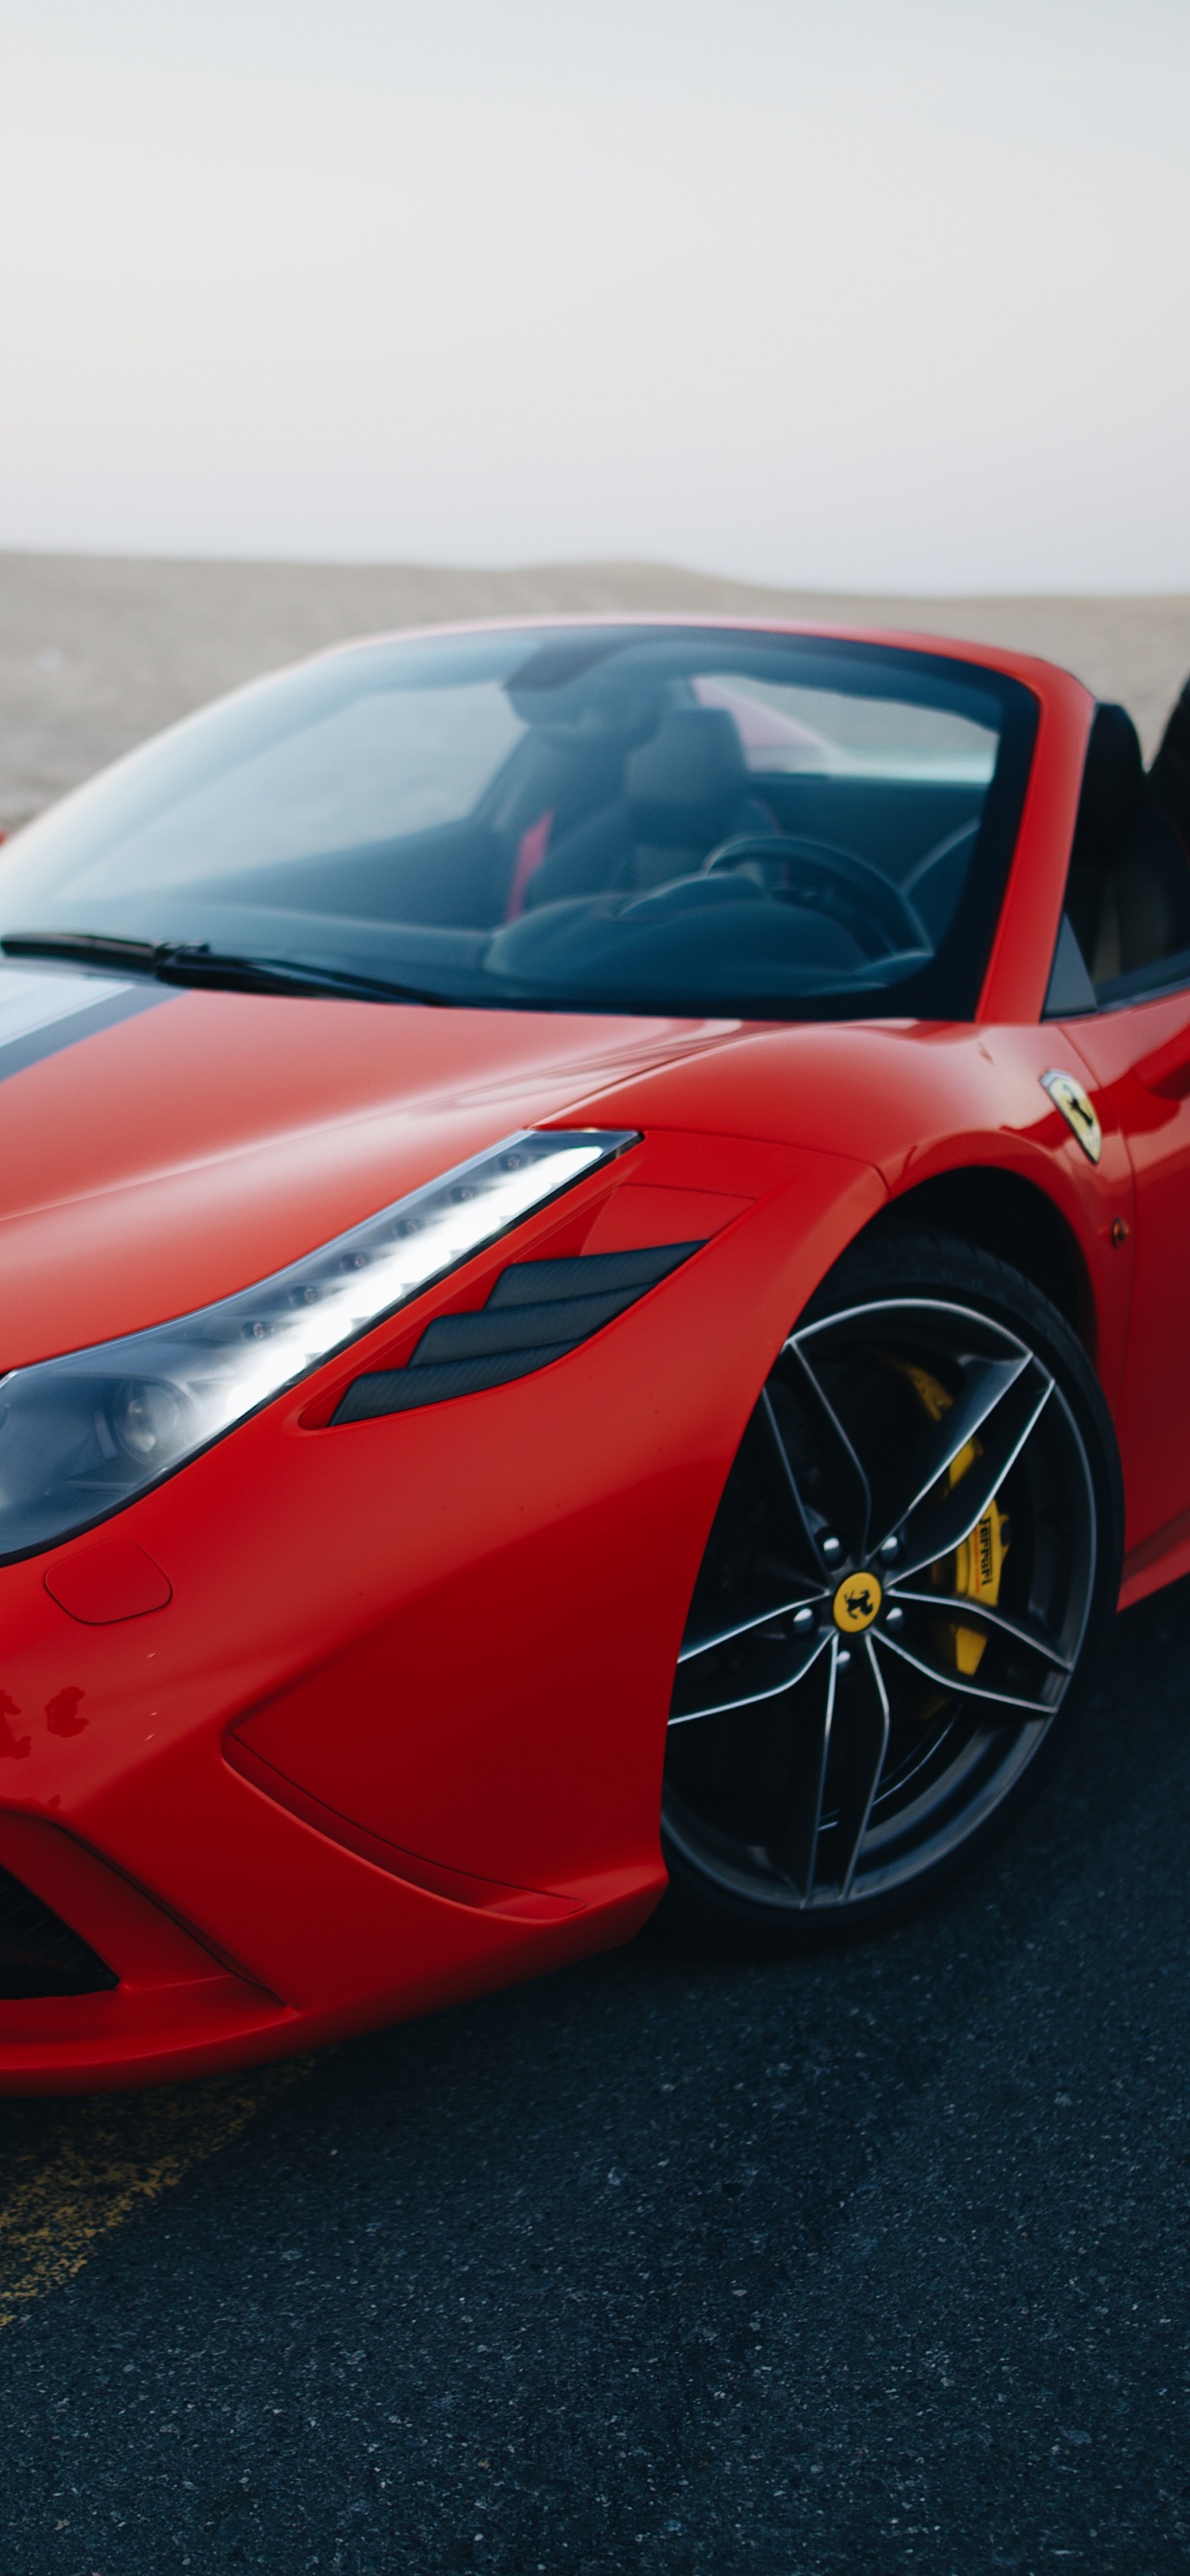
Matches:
[[662, 1228, 1122, 1947]]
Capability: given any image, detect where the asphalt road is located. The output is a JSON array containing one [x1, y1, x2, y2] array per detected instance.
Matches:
[[0, 1577, 1188, 2576]]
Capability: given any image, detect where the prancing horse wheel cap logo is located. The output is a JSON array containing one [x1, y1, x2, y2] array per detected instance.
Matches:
[[833, 1573, 882, 1634]]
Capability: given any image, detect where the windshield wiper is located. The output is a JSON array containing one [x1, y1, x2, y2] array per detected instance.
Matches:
[[0, 932, 449, 1007]]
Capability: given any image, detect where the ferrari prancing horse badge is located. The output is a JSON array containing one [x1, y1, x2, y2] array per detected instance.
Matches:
[[1041, 1069, 1102, 1164]]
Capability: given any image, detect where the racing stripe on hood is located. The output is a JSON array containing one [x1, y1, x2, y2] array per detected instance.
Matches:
[[0, 964, 172, 1085]]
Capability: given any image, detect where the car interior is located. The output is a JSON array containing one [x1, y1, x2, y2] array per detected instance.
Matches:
[[207, 675, 995, 1002], [0, 630, 1038, 1017]]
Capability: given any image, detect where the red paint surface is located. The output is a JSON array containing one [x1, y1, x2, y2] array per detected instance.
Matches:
[[1064, 998, 1190, 1559], [44, 1540, 172, 1625], [0, 615, 1185, 2093]]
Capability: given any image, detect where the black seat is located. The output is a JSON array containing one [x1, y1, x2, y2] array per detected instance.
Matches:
[[1066, 702, 1190, 988], [523, 706, 766, 909], [1148, 675, 1190, 854], [623, 705, 750, 885]]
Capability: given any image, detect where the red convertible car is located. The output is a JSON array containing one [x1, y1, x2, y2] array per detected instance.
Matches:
[[0, 615, 1187, 2092]]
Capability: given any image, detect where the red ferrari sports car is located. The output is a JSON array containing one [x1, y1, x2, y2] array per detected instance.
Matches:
[[0, 614, 1187, 2093]]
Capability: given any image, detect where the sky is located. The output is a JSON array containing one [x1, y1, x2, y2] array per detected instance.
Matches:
[[0, 0, 1187, 592]]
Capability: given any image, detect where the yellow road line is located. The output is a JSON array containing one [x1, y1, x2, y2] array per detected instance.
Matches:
[[0, 2058, 310, 2328]]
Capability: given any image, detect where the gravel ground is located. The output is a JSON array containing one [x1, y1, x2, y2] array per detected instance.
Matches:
[[0, 1571, 1186, 2576], [2, 549, 1189, 829]]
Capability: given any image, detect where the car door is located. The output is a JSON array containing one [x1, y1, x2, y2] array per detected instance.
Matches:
[[1066, 990, 1190, 1567], [1045, 737, 1190, 1571]]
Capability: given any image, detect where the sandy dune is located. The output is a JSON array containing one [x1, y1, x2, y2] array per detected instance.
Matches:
[[2, 548, 1188, 832]]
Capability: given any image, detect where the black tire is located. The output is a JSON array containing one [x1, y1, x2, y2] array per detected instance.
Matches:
[[661, 1225, 1123, 1950]]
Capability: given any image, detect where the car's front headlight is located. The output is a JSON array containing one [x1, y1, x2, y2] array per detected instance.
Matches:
[[0, 1126, 637, 1562]]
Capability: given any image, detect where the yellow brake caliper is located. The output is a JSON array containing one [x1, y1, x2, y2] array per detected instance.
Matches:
[[896, 1361, 1009, 1675]]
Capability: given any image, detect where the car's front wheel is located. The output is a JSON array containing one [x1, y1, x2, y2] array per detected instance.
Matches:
[[661, 1227, 1122, 1947]]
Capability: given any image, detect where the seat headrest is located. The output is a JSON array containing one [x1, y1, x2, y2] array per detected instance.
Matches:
[[625, 707, 746, 834], [1071, 702, 1144, 875], [1149, 674, 1190, 845], [1156, 673, 1190, 754]]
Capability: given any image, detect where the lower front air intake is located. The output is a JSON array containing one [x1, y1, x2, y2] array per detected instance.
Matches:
[[0, 1864, 118, 1997]]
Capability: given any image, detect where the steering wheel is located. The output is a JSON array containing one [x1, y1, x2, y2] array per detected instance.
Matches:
[[704, 834, 929, 960]]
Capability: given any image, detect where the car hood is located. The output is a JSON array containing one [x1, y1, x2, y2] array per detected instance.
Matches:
[[0, 963, 743, 1366]]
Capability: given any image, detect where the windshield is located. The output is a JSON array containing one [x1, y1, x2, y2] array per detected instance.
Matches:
[[0, 625, 1038, 1022]]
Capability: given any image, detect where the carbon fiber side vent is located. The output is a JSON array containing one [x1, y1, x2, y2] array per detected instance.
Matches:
[[0, 1864, 118, 1998], [332, 1241, 704, 1423]]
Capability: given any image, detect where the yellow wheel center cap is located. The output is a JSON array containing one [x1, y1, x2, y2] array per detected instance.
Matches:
[[833, 1572, 882, 1634]]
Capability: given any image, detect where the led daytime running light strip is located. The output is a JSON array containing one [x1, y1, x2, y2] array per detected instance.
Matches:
[[0, 1126, 638, 1560]]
